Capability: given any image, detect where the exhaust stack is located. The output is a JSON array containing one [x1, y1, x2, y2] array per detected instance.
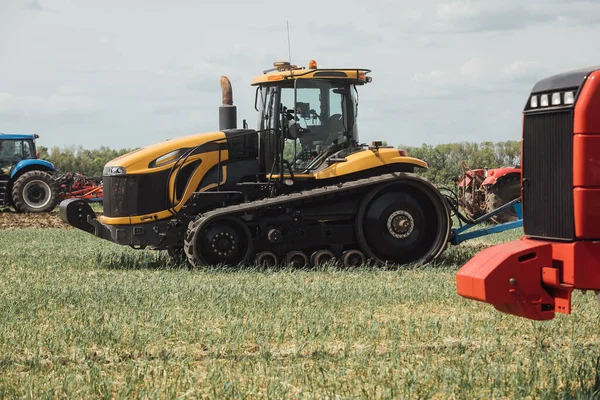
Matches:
[[219, 76, 237, 130]]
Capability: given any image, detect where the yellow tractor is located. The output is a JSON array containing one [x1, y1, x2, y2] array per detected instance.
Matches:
[[60, 60, 451, 267]]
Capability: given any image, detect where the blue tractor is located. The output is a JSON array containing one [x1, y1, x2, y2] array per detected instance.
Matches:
[[0, 133, 59, 213]]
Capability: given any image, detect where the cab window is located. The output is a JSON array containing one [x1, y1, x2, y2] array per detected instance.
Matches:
[[0, 140, 35, 165], [283, 80, 355, 171]]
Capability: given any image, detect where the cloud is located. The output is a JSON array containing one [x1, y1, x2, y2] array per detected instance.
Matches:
[[186, 76, 222, 93], [1, 0, 597, 149], [0, 86, 99, 116], [459, 57, 484, 82], [410, 58, 491, 97], [410, 58, 551, 98], [24, 0, 45, 11], [432, 0, 600, 33], [503, 61, 549, 83]]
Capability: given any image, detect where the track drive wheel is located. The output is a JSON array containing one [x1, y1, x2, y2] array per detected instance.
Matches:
[[486, 174, 521, 224], [11, 170, 59, 213], [184, 216, 253, 268], [356, 180, 450, 266]]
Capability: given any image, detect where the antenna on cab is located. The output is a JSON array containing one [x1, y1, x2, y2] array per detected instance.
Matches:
[[287, 21, 292, 64]]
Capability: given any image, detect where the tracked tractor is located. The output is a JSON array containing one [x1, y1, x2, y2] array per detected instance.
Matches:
[[457, 65, 600, 320], [61, 60, 451, 268]]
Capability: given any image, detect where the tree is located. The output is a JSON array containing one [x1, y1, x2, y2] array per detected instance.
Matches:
[[398, 140, 521, 184], [37, 140, 521, 184], [39, 145, 135, 177]]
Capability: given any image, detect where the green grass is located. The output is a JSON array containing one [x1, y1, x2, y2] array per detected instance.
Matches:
[[1, 227, 600, 398]]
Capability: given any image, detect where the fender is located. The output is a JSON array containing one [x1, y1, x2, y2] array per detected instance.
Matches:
[[481, 167, 521, 186], [10, 159, 57, 179], [314, 147, 427, 180]]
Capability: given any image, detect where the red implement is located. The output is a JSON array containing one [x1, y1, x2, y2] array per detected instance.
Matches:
[[57, 172, 103, 201]]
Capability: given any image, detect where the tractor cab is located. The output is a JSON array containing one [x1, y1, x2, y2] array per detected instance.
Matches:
[[0, 134, 38, 178], [251, 61, 372, 176]]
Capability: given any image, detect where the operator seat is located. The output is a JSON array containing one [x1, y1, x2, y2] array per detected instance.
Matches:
[[324, 114, 345, 144]]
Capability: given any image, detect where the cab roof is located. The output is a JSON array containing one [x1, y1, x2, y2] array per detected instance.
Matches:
[[0, 133, 39, 140], [251, 61, 372, 86]]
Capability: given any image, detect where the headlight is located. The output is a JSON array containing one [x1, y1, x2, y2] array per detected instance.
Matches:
[[552, 92, 561, 105], [530, 95, 538, 108], [564, 91, 575, 105], [103, 166, 127, 176]]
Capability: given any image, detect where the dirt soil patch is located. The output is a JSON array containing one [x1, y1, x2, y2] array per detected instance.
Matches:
[[0, 210, 71, 230]]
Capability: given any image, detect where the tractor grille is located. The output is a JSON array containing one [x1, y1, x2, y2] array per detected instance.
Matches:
[[522, 111, 574, 240], [103, 170, 171, 218], [103, 176, 138, 217]]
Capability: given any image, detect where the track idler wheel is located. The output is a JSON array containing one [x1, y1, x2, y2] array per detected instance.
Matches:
[[184, 216, 253, 267], [255, 251, 279, 268], [356, 179, 450, 266], [310, 250, 336, 267], [284, 251, 309, 268], [342, 250, 365, 267]]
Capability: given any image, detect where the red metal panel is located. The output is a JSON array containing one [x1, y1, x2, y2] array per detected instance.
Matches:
[[573, 135, 600, 186], [456, 238, 600, 320], [456, 239, 556, 320], [481, 167, 521, 186], [574, 70, 600, 135], [550, 241, 600, 289], [573, 188, 600, 238], [457, 169, 484, 188]]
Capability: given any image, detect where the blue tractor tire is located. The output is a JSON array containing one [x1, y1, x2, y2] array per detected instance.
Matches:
[[11, 170, 59, 213]]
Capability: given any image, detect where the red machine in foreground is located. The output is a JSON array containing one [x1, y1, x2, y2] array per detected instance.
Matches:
[[457, 65, 600, 321]]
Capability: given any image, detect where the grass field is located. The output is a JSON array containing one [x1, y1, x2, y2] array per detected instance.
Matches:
[[2, 224, 600, 398]]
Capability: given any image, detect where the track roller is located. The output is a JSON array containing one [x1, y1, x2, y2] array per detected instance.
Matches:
[[284, 251, 309, 268], [255, 251, 279, 268], [310, 250, 336, 267], [341, 250, 365, 267]]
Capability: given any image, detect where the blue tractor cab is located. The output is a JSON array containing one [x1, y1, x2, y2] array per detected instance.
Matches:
[[0, 133, 58, 213]]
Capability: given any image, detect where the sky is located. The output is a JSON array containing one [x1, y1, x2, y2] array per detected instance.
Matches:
[[1, 0, 599, 150]]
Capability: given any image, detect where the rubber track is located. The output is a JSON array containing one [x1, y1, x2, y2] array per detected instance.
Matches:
[[184, 172, 439, 266]]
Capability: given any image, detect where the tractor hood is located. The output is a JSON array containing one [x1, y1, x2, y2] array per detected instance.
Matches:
[[104, 131, 227, 175]]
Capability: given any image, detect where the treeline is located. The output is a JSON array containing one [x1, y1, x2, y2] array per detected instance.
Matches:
[[399, 141, 521, 184], [39, 141, 521, 183], [38, 145, 134, 178]]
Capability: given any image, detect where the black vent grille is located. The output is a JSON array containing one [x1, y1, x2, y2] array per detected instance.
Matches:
[[523, 111, 574, 240], [103, 176, 138, 218], [104, 169, 171, 218]]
